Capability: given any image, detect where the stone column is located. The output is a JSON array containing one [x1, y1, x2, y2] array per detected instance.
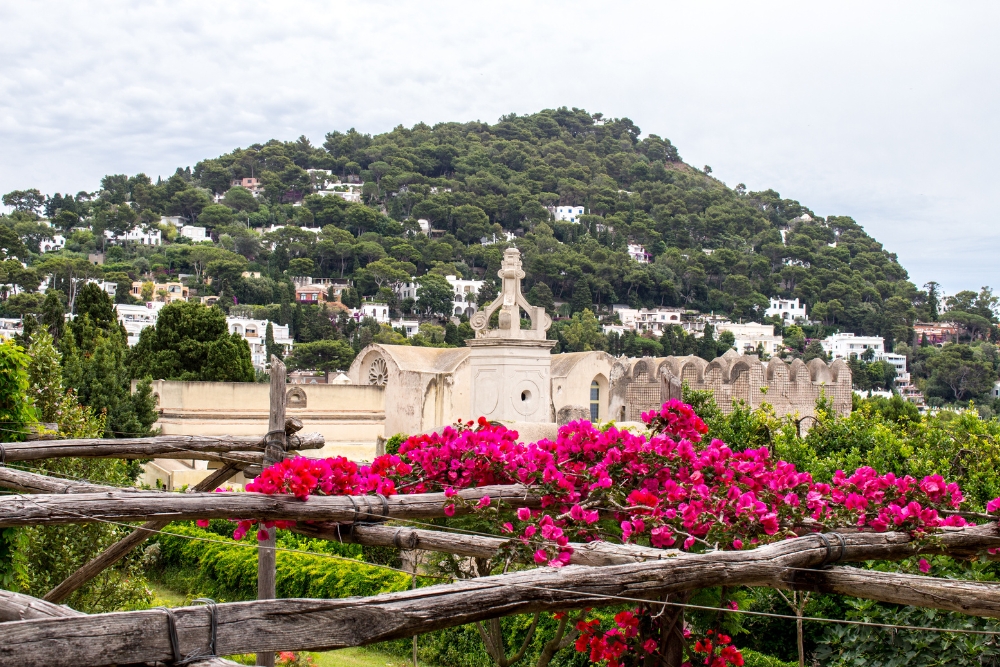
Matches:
[[467, 338, 557, 422]]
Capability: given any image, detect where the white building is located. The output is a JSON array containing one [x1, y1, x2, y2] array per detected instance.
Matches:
[[227, 317, 293, 370], [116, 302, 166, 346], [391, 318, 421, 337], [161, 216, 185, 228], [105, 227, 161, 246], [717, 322, 783, 358], [548, 205, 585, 223], [446, 275, 483, 318], [353, 302, 391, 324], [880, 352, 910, 384], [396, 275, 484, 317], [627, 244, 650, 264], [265, 225, 322, 235], [0, 318, 23, 341], [180, 225, 208, 242], [765, 297, 808, 324], [610, 305, 685, 334], [314, 183, 363, 203], [416, 219, 431, 235], [40, 235, 66, 252], [85, 278, 117, 298], [821, 332, 884, 361]]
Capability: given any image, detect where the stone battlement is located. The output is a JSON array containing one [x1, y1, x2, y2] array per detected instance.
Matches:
[[609, 349, 851, 422]]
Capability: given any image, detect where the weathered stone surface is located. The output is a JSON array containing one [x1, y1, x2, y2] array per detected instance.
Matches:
[[557, 405, 590, 425]]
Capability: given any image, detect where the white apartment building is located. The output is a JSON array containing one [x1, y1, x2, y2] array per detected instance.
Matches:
[[821, 332, 885, 360], [353, 302, 391, 324], [447, 275, 483, 317], [627, 244, 650, 264], [880, 352, 910, 384], [718, 322, 783, 358], [395, 275, 484, 317], [105, 227, 161, 246], [548, 205, 585, 223], [116, 302, 166, 346], [417, 219, 431, 235], [765, 297, 808, 324], [227, 317, 293, 370], [180, 225, 208, 242]]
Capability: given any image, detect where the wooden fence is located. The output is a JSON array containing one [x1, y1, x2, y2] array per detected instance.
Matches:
[[3, 358, 1000, 667]]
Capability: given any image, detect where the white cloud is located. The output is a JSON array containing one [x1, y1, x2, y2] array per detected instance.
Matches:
[[0, 0, 997, 291]]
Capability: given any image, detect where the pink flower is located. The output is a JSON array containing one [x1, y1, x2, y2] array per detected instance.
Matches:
[[918, 558, 930, 573], [643, 639, 658, 654], [732, 539, 743, 550], [196, 519, 210, 528], [534, 549, 548, 564], [477, 495, 491, 509], [987, 498, 1000, 513], [443, 503, 456, 517], [257, 529, 270, 541], [728, 600, 739, 610], [517, 507, 531, 521]]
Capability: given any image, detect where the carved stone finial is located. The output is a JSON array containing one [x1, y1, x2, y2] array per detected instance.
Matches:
[[470, 247, 551, 340]]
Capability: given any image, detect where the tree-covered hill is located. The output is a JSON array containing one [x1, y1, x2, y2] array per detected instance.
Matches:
[[4, 107, 929, 349]]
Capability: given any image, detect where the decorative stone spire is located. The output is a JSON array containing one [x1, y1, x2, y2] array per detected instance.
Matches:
[[470, 247, 551, 340]]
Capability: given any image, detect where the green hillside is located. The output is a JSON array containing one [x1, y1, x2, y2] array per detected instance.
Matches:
[[3, 108, 928, 350]]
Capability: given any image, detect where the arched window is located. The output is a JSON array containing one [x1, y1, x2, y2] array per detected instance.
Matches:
[[590, 381, 600, 421]]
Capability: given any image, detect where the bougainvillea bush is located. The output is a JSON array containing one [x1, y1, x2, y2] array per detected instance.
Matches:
[[231, 400, 989, 667]]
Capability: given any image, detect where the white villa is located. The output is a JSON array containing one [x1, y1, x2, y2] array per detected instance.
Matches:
[[105, 227, 161, 246], [765, 297, 808, 324], [227, 317, 293, 370], [821, 332, 885, 360], [548, 205, 585, 223], [117, 302, 166, 346], [396, 275, 484, 318], [717, 322, 783, 358], [609, 306, 685, 334], [180, 225, 208, 242], [627, 244, 650, 264]]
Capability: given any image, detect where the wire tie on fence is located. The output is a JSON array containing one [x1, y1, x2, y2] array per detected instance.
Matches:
[[192, 598, 218, 659], [156, 606, 183, 665], [378, 493, 389, 519], [815, 532, 847, 570], [348, 495, 360, 523], [0, 443, 5, 466]]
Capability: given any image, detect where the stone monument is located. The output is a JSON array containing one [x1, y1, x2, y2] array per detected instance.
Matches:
[[467, 247, 556, 422]]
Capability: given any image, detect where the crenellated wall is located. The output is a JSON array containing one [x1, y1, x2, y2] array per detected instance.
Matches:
[[610, 350, 851, 422]]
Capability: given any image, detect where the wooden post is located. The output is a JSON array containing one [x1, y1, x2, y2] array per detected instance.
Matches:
[[257, 356, 286, 667], [412, 551, 419, 667]]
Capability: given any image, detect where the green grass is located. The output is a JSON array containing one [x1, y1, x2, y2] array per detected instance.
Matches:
[[313, 648, 417, 667]]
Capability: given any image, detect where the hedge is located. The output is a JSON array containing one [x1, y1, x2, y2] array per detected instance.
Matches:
[[151, 523, 414, 602]]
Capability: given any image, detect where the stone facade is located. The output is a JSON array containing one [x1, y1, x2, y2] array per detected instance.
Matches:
[[609, 349, 852, 422]]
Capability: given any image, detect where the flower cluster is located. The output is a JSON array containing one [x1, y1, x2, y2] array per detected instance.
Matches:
[[574, 609, 744, 667], [231, 400, 987, 667]]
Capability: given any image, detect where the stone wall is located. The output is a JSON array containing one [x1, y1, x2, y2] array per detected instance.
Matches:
[[610, 350, 852, 422], [140, 379, 386, 460]]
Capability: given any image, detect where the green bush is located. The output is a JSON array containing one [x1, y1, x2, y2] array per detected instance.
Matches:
[[149, 523, 413, 602]]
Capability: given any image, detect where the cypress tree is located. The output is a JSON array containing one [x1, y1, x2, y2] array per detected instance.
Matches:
[[570, 278, 592, 315]]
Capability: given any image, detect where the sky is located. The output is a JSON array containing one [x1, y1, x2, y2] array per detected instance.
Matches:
[[1, 1, 997, 294]]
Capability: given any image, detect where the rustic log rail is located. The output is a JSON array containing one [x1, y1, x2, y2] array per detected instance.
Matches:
[[0, 484, 541, 527], [5, 528, 1000, 667], [0, 430, 324, 462]]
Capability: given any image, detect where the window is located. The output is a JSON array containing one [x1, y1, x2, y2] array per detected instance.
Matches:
[[590, 381, 600, 421]]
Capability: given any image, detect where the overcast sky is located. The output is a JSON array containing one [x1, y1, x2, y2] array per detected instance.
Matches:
[[1, 1, 996, 294]]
